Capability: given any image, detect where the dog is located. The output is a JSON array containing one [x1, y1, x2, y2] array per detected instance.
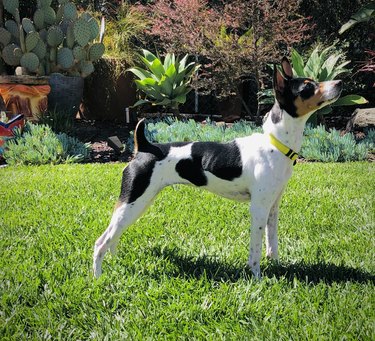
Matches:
[[93, 57, 342, 279]]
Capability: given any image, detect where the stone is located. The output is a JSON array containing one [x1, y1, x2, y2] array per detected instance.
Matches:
[[345, 108, 375, 132]]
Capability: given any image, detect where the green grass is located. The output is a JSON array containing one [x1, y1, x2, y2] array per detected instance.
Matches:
[[1, 163, 374, 340]]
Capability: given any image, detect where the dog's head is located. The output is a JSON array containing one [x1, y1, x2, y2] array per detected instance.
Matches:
[[273, 57, 342, 119]]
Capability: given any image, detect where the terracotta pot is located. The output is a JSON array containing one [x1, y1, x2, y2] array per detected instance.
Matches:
[[0, 75, 50, 120]]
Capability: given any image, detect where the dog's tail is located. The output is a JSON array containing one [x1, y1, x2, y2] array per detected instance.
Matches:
[[134, 118, 151, 154]]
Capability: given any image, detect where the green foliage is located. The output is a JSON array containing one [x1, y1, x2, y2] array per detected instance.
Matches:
[[37, 109, 75, 134], [301, 125, 373, 162], [339, 3, 375, 34], [3, 122, 91, 165], [126, 118, 261, 152], [0, 163, 374, 339], [103, 1, 149, 65], [128, 49, 200, 112]]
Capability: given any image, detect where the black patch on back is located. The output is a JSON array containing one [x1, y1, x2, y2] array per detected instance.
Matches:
[[175, 141, 242, 185], [119, 142, 188, 203]]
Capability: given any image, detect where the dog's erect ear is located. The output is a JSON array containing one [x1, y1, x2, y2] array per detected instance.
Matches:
[[281, 57, 293, 78], [273, 63, 286, 97]]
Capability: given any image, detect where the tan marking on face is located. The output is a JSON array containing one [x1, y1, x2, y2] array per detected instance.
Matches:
[[295, 83, 326, 117]]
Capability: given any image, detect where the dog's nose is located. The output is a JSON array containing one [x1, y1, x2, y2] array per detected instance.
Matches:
[[335, 80, 343, 88]]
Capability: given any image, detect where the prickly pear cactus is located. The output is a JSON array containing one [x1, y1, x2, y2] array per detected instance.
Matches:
[[22, 18, 36, 34], [80, 60, 94, 78], [3, 0, 19, 16], [73, 46, 85, 61], [88, 43, 105, 62], [20, 52, 40, 72], [47, 26, 64, 47], [57, 47, 74, 69], [32, 39, 47, 60], [5, 20, 19, 39], [25, 32, 40, 52], [63, 2, 78, 21], [43, 7, 57, 26], [0, 28, 12, 47], [33, 9, 45, 30], [2, 43, 22, 66], [0, 0, 105, 77], [73, 18, 92, 47]]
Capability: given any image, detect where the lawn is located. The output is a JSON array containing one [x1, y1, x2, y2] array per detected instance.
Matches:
[[1, 162, 374, 340]]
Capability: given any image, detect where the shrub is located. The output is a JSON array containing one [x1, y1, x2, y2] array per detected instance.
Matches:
[[4, 123, 91, 165], [143, 0, 312, 100], [126, 118, 261, 152], [301, 125, 372, 162]]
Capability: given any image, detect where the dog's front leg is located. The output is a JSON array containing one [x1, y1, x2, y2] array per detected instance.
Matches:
[[248, 202, 271, 279], [265, 193, 283, 260]]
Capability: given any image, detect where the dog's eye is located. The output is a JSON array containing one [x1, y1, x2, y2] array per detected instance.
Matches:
[[299, 82, 315, 98]]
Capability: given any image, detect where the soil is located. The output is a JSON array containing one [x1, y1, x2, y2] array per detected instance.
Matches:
[[73, 119, 133, 163]]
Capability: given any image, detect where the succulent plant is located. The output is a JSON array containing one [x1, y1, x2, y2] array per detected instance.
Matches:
[[0, 0, 105, 78]]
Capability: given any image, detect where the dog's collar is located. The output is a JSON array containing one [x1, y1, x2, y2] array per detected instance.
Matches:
[[269, 134, 298, 165]]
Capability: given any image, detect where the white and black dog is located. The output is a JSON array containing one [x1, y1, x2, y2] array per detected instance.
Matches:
[[93, 58, 342, 279]]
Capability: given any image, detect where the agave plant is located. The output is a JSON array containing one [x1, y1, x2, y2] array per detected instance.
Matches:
[[127, 49, 200, 114], [291, 46, 367, 118]]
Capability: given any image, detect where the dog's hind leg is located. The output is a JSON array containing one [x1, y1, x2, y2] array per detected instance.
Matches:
[[93, 187, 159, 278]]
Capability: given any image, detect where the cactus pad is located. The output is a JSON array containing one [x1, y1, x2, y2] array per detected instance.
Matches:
[[73, 45, 85, 61], [73, 18, 91, 47], [26, 32, 40, 52], [87, 17, 100, 41], [34, 9, 45, 30], [43, 6, 57, 25], [63, 2, 78, 21], [47, 26, 64, 47], [57, 47, 74, 69], [88, 43, 105, 62], [20, 52, 40, 72], [2, 43, 22, 66], [80, 60, 94, 77], [58, 0, 69, 4], [0, 28, 12, 46], [66, 23, 75, 49], [22, 18, 36, 34], [32, 39, 47, 59], [39, 0, 52, 8], [5, 20, 19, 39], [3, 0, 19, 16]]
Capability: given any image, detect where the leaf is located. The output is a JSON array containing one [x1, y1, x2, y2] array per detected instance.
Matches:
[[127, 67, 153, 80], [142, 49, 158, 63], [339, 3, 375, 34], [291, 48, 305, 77], [332, 95, 368, 106], [317, 105, 332, 116], [304, 46, 320, 79], [131, 99, 150, 108]]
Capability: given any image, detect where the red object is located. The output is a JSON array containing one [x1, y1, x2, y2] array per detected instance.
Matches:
[[0, 114, 25, 156]]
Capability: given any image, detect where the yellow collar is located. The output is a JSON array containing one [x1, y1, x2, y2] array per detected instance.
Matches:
[[269, 134, 298, 164]]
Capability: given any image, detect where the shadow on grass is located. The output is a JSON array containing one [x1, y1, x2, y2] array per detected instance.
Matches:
[[152, 246, 375, 285]]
